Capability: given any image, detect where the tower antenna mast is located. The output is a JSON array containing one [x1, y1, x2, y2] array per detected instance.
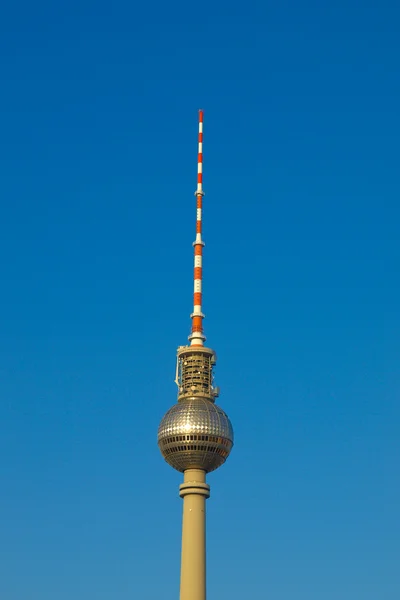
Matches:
[[190, 109, 206, 346]]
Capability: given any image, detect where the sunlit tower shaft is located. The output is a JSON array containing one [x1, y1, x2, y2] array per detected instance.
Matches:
[[158, 111, 234, 600]]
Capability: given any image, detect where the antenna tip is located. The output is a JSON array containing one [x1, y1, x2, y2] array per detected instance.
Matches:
[[198, 109, 204, 121]]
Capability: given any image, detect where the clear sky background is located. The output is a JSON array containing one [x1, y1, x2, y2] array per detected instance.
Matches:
[[0, 1, 399, 599]]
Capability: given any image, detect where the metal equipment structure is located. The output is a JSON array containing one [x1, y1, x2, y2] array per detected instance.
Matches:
[[158, 110, 234, 600]]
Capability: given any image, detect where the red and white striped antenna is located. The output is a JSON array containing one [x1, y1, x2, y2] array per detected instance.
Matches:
[[188, 110, 206, 346]]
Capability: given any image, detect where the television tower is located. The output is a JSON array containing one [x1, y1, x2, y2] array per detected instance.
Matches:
[[158, 110, 234, 600]]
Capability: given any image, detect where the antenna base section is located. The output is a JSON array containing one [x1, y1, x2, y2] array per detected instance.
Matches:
[[175, 345, 219, 403], [188, 331, 206, 345]]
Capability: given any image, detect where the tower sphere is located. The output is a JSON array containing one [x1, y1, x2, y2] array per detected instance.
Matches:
[[158, 398, 234, 473]]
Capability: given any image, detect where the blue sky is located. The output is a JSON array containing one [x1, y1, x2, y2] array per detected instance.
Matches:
[[0, 1, 399, 598]]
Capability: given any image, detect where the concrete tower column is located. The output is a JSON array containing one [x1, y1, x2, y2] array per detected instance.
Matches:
[[179, 469, 210, 600]]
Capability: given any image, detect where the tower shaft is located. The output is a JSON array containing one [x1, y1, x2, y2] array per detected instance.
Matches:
[[179, 469, 210, 600]]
